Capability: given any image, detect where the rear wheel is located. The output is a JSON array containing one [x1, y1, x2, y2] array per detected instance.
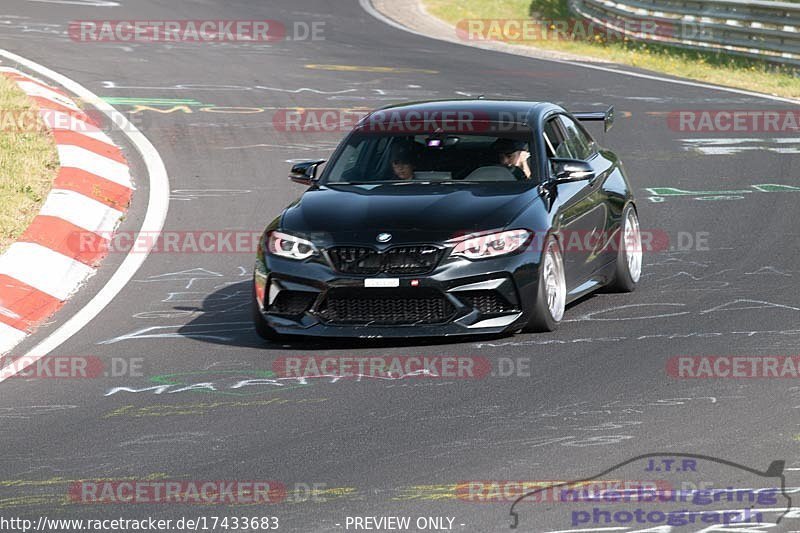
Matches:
[[607, 204, 642, 292], [524, 237, 566, 332]]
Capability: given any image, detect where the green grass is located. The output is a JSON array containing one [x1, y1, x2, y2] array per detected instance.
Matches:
[[425, 0, 800, 98], [0, 76, 59, 253]]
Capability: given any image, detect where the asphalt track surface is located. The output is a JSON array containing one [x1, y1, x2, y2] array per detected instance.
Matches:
[[0, 1, 799, 532]]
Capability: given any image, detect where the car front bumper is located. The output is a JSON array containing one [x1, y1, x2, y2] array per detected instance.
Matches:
[[254, 249, 540, 338]]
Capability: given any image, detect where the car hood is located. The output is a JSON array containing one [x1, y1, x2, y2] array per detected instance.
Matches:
[[281, 182, 540, 243]]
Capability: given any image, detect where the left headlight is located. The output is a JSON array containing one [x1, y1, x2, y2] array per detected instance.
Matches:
[[267, 230, 317, 260], [450, 229, 532, 260]]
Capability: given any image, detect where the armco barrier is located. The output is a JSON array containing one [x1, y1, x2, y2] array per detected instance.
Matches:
[[569, 0, 800, 67]]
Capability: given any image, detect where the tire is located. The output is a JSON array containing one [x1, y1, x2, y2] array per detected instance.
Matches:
[[252, 290, 289, 342], [524, 236, 566, 333], [607, 204, 642, 293]]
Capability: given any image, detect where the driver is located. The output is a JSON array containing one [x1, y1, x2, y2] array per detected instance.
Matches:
[[390, 141, 417, 181], [492, 138, 532, 180]]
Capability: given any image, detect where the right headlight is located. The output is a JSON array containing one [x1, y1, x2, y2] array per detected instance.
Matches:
[[267, 230, 317, 261], [450, 229, 532, 260]]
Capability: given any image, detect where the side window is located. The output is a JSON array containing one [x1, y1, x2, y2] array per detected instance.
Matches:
[[543, 118, 572, 159], [557, 115, 593, 160]]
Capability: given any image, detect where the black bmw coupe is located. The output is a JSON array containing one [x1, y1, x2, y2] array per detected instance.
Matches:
[[253, 100, 642, 340]]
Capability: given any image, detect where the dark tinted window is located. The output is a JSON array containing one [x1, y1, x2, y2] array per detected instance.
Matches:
[[543, 118, 571, 159], [557, 115, 594, 160], [324, 131, 536, 183]]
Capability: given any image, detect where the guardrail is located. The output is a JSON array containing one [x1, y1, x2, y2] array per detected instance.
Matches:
[[569, 0, 800, 67]]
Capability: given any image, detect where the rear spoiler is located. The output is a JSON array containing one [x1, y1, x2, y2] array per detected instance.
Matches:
[[573, 105, 614, 132]]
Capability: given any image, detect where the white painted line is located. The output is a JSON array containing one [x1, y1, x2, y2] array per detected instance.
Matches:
[[0, 243, 95, 300], [0, 322, 28, 352], [56, 145, 133, 188], [39, 189, 124, 234], [0, 50, 169, 369], [359, 0, 800, 106], [17, 80, 82, 111]]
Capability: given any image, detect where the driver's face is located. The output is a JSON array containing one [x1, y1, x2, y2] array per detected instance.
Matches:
[[498, 150, 521, 167], [392, 160, 414, 180]]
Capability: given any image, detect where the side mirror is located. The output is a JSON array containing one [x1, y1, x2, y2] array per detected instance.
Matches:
[[551, 158, 594, 183], [289, 160, 326, 185]]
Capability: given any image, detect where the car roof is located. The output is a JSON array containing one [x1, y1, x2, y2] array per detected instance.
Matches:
[[362, 99, 562, 127]]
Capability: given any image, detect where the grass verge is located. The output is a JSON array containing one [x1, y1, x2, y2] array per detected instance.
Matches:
[[0, 75, 59, 254], [424, 0, 800, 99]]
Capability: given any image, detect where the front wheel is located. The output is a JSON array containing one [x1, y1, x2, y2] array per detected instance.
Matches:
[[607, 204, 642, 292], [524, 237, 566, 333]]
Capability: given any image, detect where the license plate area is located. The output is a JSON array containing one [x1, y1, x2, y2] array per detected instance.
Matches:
[[364, 278, 400, 288]]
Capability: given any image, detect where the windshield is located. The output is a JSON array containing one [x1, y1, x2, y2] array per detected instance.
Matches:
[[322, 131, 536, 184]]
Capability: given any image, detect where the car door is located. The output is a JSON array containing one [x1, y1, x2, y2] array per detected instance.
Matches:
[[561, 114, 618, 276], [544, 114, 610, 288]]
